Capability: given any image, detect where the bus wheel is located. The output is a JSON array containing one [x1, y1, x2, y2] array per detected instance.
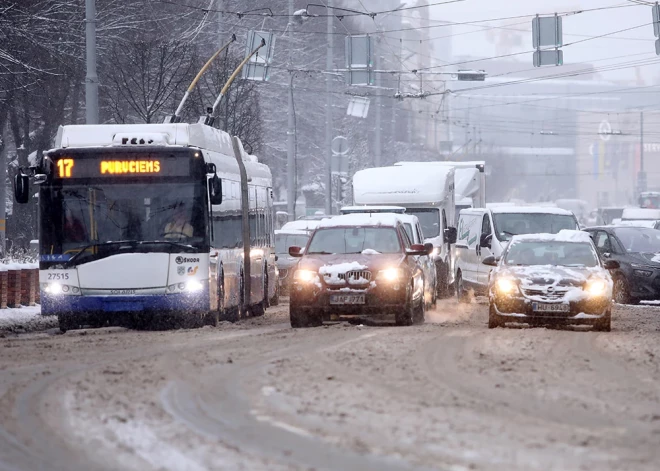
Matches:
[[251, 269, 267, 317], [58, 313, 79, 333]]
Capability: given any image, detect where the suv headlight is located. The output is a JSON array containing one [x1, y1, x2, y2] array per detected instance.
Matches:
[[377, 268, 404, 282], [294, 270, 319, 284], [585, 278, 608, 296]]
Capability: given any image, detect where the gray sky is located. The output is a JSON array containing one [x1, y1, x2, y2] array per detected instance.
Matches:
[[430, 0, 657, 81]]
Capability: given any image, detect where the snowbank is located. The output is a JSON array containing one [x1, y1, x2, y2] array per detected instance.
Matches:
[[0, 305, 54, 334]]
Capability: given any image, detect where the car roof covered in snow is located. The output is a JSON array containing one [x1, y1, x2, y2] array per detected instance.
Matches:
[[280, 220, 324, 232], [510, 230, 593, 244], [274, 229, 310, 236], [340, 205, 406, 214], [622, 208, 660, 220], [489, 205, 574, 216], [317, 213, 404, 228]]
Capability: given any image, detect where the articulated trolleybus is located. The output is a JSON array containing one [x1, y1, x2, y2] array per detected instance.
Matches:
[[15, 123, 277, 331]]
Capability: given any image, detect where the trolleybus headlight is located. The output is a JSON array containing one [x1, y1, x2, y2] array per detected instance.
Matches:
[[178, 282, 186, 291], [45, 283, 63, 295], [61, 285, 70, 293], [186, 280, 204, 292]]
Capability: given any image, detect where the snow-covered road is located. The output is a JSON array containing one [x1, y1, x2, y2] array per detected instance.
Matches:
[[0, 300, 658, 470]]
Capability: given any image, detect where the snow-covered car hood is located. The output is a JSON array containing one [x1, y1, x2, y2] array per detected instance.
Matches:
[[493, 265, 607, 287], [298, 253, 405, 273], [628, 252, 660, 267]]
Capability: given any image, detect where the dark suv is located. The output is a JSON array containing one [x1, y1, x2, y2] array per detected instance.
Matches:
[[287, 214, 430, 327], [584, 226, 660, 304]]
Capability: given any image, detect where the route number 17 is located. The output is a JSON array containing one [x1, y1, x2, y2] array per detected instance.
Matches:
[[57, 158, 74, 178]]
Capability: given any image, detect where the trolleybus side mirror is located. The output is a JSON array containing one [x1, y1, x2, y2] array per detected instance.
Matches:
[[424, 243, 434, 255], [209, 175, 223, 205], [14, 173, 29, 204]]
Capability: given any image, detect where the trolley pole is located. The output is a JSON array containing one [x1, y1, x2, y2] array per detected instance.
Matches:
[[324, 0, 333, 215], [85, 0, 99, 124], [287, 0, 296, 221], [374, 52, 382, 167]]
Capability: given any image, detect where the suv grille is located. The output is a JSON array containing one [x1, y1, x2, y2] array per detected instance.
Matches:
[[341, 270, 372, 283]]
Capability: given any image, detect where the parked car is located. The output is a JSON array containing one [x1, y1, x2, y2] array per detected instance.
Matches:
[[485, 230, 617, 331], [275, 229, 311, 295], [455, 206, 580, 302], [584, 225, 660, 304], [287, 214, 430, 327]]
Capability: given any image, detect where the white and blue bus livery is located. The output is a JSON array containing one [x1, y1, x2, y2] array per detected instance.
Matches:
[[17, 123, 277, 331]]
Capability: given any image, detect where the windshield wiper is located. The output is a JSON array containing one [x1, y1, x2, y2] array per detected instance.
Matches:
[[66, 241, 136, 265], [308, 251, 333, 255]]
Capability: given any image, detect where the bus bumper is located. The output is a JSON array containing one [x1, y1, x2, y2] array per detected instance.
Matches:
[[40, 290, 210, 316]]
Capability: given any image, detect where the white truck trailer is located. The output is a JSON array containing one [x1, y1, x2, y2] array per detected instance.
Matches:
[[395, 161, 486, 218], [352, 165, 457, 298]]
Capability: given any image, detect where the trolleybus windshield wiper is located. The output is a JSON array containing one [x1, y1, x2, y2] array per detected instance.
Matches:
[[65, 240, 199, 267]]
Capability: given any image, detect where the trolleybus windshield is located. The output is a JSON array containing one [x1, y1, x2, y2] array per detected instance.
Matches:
[[40, 150, 210, 265]]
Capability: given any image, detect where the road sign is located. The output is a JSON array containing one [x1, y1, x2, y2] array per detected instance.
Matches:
[[598, 120, 612, 141], [533, 49, 563, 67], [345, 35, 374, 86], [242, 31, 275, 81], [331, 136, 349, 155], [457, 70, 486, 81], [346, 97, 370, 118], [654, 3, 660, 38], [532, 15, 563, 48]]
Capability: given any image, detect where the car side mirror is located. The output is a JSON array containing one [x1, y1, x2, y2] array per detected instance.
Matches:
[[14, 173, 29, 204], [289, 246, 303, 258], [603, 259, 620, 270], [479, 233, 492, 249], [209, 175, 223, 205], [274, 255, 279, 262], [444, 227, 457, 244], [482, 255, 498, 267], [407, 244, 428, 256], [424, 242, 434, 255]]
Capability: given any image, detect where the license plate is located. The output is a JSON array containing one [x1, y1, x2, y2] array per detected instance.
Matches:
[[330, 294, 365, 305], [532, 302, 570, 313]]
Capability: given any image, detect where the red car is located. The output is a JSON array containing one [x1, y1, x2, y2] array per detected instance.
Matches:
[[287, 214, 430, 327]]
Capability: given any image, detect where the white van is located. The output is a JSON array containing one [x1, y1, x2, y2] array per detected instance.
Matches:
[[352, 164, 456, 297], [454, 206, 580, 301]]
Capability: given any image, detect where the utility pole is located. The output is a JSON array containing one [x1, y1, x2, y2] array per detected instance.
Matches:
[[287, 0, 296, 220], [324, 0, 333, 215], [217, 0, 225, 46], [639, 110, 646, 193], [85, 0, 99, 124], [374, 52, 382, 167], [0, 124, 6, 255]]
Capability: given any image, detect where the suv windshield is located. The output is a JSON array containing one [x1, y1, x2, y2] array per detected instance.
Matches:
[[407, 209, 440, 238], [493, 213, 578, 241], [504, 241, 598, 267], [613, 227, 660, 253], [275, 233, 310, 254], [307, 227, 402, 254]]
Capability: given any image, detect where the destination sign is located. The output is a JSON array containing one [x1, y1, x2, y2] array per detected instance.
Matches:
[[52, 152, 195, 179]]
